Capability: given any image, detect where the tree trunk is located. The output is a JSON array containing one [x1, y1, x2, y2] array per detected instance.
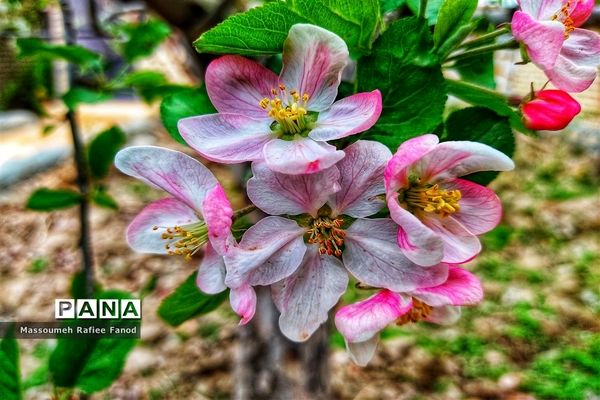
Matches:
[[234, 287, 331, 400]]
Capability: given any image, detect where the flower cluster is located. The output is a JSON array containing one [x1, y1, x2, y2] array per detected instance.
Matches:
[[116, 24, 520, 365]]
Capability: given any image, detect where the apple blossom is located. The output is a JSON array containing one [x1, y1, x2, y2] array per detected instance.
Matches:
[[178, 24, 382, 175]]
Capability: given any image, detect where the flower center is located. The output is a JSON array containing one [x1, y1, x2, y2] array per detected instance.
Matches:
[[306, 217, 346, 256], [551, 1, 575, 38], [259, 84, 313, 137], [396, 298, 433, 325], [403, 183, 462, 218], [153, 221, 208, 261]]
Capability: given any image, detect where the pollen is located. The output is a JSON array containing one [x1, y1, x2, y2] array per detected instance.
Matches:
[[551, 0, 575, 38], [154, 221, 208, 261], [306, 217, 346, 257], [404, 183, 462, 218], [396, 298, 433, 325], [259, 84, 311, 136]]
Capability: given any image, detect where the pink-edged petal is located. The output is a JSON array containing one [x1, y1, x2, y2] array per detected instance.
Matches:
[[280, 24, 349, 111], [272, 247, 348, 342], [308, 90, 382, 141], [412, 267, 483, 307], [421, 214, 482, 264], [263, 137, 345, 175], [202, 183, 233, 254], [343, 218, 449, 292], [329, 140, 391, 218], [230, 284, 257, 325], [346, 336, 380, 367], [115, 146, 217, 212], [247, 162, 340, 217], [511, 11, 565, 70], [196, 242, 227, 294], [426, 305, 461, 325], [518, 0, 564, 20], [416, 141, 514, 183], [384, 134, 439, 191], [126, 197, 199, 254], [387, 196, 444, 266], [178, 114, 273, 164], [441, 179, 503, 235], [224, 216, 306, 288], [545, 29, 600, 92], [335, 290, 412, 343], [205, 55, 280, 118]]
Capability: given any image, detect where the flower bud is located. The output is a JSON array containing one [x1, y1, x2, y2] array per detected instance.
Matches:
[[571, 0, 594, 28], [522, 90, 581, 131]]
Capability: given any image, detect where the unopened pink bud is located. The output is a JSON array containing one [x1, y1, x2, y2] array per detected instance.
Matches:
[[570, 0, 594, 28], [522, 90, 581, 131]]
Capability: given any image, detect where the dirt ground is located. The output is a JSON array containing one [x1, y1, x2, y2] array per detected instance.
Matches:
[[0, 120, 598, 400]]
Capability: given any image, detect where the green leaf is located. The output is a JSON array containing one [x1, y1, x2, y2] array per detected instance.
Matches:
[[406, 0, 444, 25], [62, 88, 111, 111], [433, 0, 478, 47], [380, 0, 406, 13], [158, 272, 228, 327], [357, 17, 446, 149], [17, 38, 102, 71], [195, 0, 381, 56], [121, 20, 171, 62], [444, 107, 515, 185], [160, 87, 216, 145], [70, 270, 102, 299], [49, 290, 138, 394], [453, 20, 496, 88], [0, 325, 21, 400], [87, 126, 126, 179], [446, 79, 528, 132], [434, 20, 476, 59], [27, 188, 81, 211], [91, 189, 118, 210], [120, 71, 187, 102]]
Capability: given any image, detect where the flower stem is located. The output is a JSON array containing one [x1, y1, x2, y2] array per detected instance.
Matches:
[[446, 40, 519, 63], [459, 26, 510, 49], [419, 0, 428, 19], [233, 204, 258, 221]]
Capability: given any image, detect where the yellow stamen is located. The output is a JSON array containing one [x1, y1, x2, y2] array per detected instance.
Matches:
[[551, 0, 575, 38], [404, 183, 462, 218], [155, 221, 208, 261], [306, 217, 346, 257], [259, 86, 311, 135], [396, 298, 433, 325]]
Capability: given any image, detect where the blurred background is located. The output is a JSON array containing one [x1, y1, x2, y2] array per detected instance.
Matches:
[[0, 0, 599, 399]]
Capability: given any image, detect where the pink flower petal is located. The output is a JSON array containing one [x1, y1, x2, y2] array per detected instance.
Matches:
[[115, 146, 218, 212], [329, 140, 391, 218], [126, 197, 198, 254], [202, 184, 233, 255], [416, 141, 514, 183], [570, 0, 594, 27], [346, 336, 379, 367], [441, 178, 503, 235], [178, 113, 274, 164], [273, 246, 348, 342], [545, 28, 600, 92], [387, 196, 445, 266], [412, 267, 483, 307], [426, 305, 462, 325], [280, 24, 349, 111], [384, 134, 438, 192], [343, 218, 449, 292], [263, 137, 345, 175], [518, 0, 564, 20], [196, 242, 227, 294], [247, 162, 340, 217], [224, 216, 306, 288], [308, 90, 382, 141], [512, 11, 565, 70], [335, 290, 412, 343], [230, 284, 257, 325], [421, 214, 482, 264], [205, 55, 280, 118]]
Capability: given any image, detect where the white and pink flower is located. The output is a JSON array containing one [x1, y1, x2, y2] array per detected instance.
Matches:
[[512, 0, 600, 92], [335, 266, 483, 365], [223, 140, 449, 340], [385, 134, 514, 266], [178, 24, 382, 175], [114, 146, 252, 318]]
